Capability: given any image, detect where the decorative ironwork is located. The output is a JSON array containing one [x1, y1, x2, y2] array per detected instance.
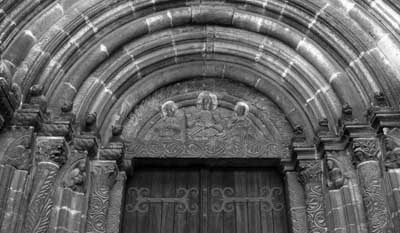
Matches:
[[126, 187, 199, 213], [211, 186, 284, 213]]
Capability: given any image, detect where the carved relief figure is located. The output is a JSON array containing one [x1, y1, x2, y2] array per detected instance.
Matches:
[[27, 84, 47, 112], [83, 112, 97, 133], [152, 101, 185, 141], [326, 159, 345, 190], [383, 128, 400, 169], [63, 160, 86, 193], [187, 92, 224, 140], [227, 102, 261, 142]]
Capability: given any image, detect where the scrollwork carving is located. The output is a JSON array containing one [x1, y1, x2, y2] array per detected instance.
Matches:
[[298, 160, 323, 185], [86, 161, 118, 233], [22, 168, 57, 233], [22, 137, 67, 233], [358, 161, 393, 233], [211, 186, 283, 213], [352, 139, 379, 165], [298, 160, 327, 233], [126, 187, 199, 214]]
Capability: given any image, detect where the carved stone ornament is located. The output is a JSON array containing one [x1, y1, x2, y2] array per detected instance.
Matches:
[[83, 112, 98, 135], [3, 134, 32, 170], [326, 158, 346, 190], [35, 137, 67, 168], [26, 84, 48, 113], [357, 160, 393, 233], [383, 128, 400, 169], [86, 161, 118, 233], [62, 160, 86, 193], [352, 139, 379, 166], [22, 137, 67, 233], [341, 103, 353, 122], [298, 160, 323, 185], [297, 160, 327, 233], [123, 79, 293, 159], [0, 78, 20, 126]]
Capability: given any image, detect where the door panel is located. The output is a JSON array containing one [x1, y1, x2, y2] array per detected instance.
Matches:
[[123, 167, 287, 233]]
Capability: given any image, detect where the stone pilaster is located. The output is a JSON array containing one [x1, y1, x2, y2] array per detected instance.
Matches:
[[298, 160, 328, 233], [86, 160, 118, 233], [380, 128, 400, 230], [352, 138, 394, 233], [22, 136, 67, 233], [106, 172, 126, 233], [285, 171, 307, 233]]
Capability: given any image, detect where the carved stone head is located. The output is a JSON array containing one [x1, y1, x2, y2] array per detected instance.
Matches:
[[29, 84, 43, 97], [374, 91, 387, 107], [161, 100, 177, 118], [293, 125, 304, 135], [234, 102, 249, 117], [342, 103, 352, 121], [85, 112, 97, 127], [197, 92, 217, 111], [61, 100, 73, 113], [112, 124, 123, 137]]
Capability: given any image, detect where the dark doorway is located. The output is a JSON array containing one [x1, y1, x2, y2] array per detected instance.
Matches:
[[123, 166, 288, 233]]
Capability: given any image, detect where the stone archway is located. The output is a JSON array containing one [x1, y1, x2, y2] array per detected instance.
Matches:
[[0, 1, 400, 233], [120, 78, 294, 233]]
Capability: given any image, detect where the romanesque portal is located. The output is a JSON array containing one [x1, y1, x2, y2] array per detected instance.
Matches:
[[1, 0, 400, 232]]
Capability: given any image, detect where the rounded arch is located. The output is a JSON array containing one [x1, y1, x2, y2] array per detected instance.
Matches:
[[0, 0, 399, 144]]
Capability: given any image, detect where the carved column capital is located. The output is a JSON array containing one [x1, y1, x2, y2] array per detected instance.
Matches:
[[298, 160, 323, 185], [90, 160, 118, 189], [35, 137, 67, 168], [352, 139, 379, 166]]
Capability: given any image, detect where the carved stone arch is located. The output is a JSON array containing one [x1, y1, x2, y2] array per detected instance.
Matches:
[[121, 78, 294, 163]]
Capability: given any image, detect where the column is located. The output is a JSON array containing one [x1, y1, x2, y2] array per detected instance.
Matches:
[[22, 136, 67, 233], [382, 128, 400, 231], [298, 160, 328, 233], [106, 172, 127, 233], [352, 138, 394, 233], [285, 171, 308, 233], [324, 151, 367, 233], [86, 160, 118, 233]]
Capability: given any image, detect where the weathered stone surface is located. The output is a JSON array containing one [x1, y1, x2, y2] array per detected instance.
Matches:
[[285, 172, 308, 233], [86, 160, 117, 233], [106, 172, 126, 233], [298, 160, 328, 233], [0, 169, 29, 232], [22, 137, 67, 233], [352, 138, 394, 233]]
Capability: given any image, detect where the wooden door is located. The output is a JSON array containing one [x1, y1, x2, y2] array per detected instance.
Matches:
[[123, 167, 288, 233]]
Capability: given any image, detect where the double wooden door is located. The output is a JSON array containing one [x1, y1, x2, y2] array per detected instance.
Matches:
[[123, 167, 288, 233]]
